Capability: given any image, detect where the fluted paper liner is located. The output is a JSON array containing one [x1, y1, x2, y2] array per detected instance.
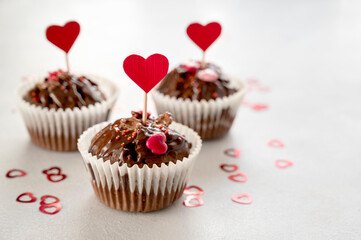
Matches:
[[152, 77, 247, 140], [77, 121, 202, 212], [16, 74, 119, 151]]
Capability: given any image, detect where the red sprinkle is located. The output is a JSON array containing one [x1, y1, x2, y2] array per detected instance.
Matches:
[[165, 130, 169, 134], [113, 125, 117, 129], [60, 86, 66, 90], [178, 137, 182, 141], [127, 137, 131, 141], [158, 126, 163, 129], [121, 143, 125, 147], [212, 92, 218, 98], [115, 136, 120, 140], [132, 132, 137, 137], [125, 130, 130, 133], [115, 129, 120, 133]]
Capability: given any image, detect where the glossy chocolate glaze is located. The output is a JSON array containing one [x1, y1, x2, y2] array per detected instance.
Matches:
[[23, 70, 105, 109], [88, 112, 191, 168], [157, 62, 237, 101]]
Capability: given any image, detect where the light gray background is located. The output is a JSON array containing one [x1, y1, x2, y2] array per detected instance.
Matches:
[[1, 0, 361, 239]]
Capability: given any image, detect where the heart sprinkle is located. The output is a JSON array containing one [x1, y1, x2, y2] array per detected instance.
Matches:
[[228, 173, 248, 183], [220, 164, 239, 173], [275, 159, 293, 169], [197, 68, 218, 82], [232, 193, 253, 204], [183, 186, 204, 195], [224, 148, 241, 158], [268, 139, 285, 148], [183, 195, 204, 207], [146, 132, 168, 155], [181, 61, 200, 72], [6, 169, 27, 178], [16, 192, 37, 203], [39, 195, 62, 215], [42, 167, 67, 183]]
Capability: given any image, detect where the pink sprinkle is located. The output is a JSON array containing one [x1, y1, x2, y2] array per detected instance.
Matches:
[[181, 61, 200, 72], [197, 69, 218, 82]]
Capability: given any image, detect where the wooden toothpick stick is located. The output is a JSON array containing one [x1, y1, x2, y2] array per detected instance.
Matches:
[[65, 53, 70, 72], [143, 92, 148, 125], [201, 51, 206, 69]]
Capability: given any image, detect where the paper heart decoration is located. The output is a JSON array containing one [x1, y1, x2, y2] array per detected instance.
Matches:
[[232, 193, 253, 204], [228, 173, 248, 183], [46, 21, 80, 53], [39, 195, 61, 215], [187, 22, 222, 51], [268, 139, 285, 148], [183, 195, 204, 207], [6, 169, 26, 178], [224, 148, 241, 158], [183, 185, 204, 195], [16, 192, 37, 203], [275, 159, 293, 169], [146, 132, 168, 154], [220, 164, 239, 173], [123, 54, 169, 93]]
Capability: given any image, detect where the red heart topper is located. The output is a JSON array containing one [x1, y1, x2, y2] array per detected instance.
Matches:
[[46, 21, 80, 53], [123, 54, 169, 93], [187, 22, 222, 51]]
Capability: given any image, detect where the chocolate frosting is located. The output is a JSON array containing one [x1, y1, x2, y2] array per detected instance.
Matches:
[[157, 62, 237, 101], [88, 112, 192, 168], [23, 70, 105, 109]]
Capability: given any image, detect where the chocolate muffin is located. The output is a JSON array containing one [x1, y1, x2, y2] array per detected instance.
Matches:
[[152, 61, 247, 140], [78, 111, 202, 212], [24, 70, 105, 109], [17, 70, 119, 151]]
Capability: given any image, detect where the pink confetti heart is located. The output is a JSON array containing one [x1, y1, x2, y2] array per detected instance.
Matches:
[[146, 132, 168, 154], [183, 195, 204, 207], [251, 103, 269, 111], [16, 192, 37, 203], [224, 148, 241, 158], [268, 139, 285, 148], [220, 164, 239, 173], [232, 193, 253, 204], [183, 186, 204, 195], [197, 68, 218, 82], [6, 169, 27, 178], [228, 173, 248, 183], [275, 159, 293, 169]]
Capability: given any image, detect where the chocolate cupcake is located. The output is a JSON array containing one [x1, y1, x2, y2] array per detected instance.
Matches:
[[17, 70, 119, 151], [152, 61, 247, 140], [78, 111, 202, 212]]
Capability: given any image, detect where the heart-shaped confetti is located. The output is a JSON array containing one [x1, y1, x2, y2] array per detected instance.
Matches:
[[183, 195, 204, 207], [187, 22, 222, 51], [220, 164, 239, 173], [232, 193, 253, 204], [268, 139, 285, 148], [39, 195, 61, 215], [6, 169, 26, 178], [123, 54, 169, 93], [251, 103, 269, 111], [16, 192, 37, 203], [146, 132, 168, 154], [183, 186, 204, 195], [224, 148, 241, 158], [275, 159, 293, 169], [42, 167, 67, 183], [228, 173, 248, 183], [46, 21, 80, 53]]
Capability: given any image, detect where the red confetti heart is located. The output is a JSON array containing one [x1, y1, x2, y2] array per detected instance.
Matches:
[[146, 132, 168, 155], [187, 22, 222, 51], [232, 193, 253, 204], [268, 139, 285, 148], [183, 195, 204, 207], [220, 164, 239, 173], [123, 54, 169, 93], [183, 186, 204, 195], [42, 167, 67, 183], [275, 159, 293, 169], [228, 172, 248, 183], [224, 148, 241, 158], [16, 192, 37, 203], [46, 21, 80, 53], [39, 195, 61, 215], [251, 103, 269, 111], [6, 169, 26, 178]]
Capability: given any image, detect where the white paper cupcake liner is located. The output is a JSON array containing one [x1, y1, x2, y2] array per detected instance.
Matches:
[[16, 74, 119, 151], [77, 121, 202, 212], [151, 77, 248, 140]]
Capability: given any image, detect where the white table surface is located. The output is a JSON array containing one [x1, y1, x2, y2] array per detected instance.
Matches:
[[1, 0, 361, 239]]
